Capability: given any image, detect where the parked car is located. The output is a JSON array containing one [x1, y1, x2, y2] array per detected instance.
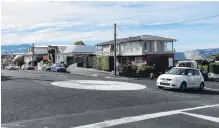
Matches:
[[21, 64, 27, 70], [157, 67, 204, 91], [51, 64, 66, 72], [26, 65, 35, 70], [7, 65, 19, 70], [200, 70, 209, 81]]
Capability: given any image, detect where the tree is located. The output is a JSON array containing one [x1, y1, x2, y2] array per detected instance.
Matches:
[[73, 40, 85, 45], [48, 49, 56, 63], [215, 53, 219, 60]]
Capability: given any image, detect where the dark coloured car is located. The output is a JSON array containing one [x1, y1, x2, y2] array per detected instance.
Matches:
[[200, 70, 209, 81], [26, 66, 35, 70], [51, 64, 66, 72]]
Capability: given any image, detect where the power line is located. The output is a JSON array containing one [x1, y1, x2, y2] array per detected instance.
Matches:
[[120, 14, 219, 28], [117, 25, 131, 37]]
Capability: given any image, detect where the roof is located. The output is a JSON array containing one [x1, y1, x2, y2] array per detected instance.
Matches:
[[12, 55, 24, 62], [175, 50, 215, 62], [63, 45, 96, 54], [57, 46, 68, 53], [174, 52, 187, 61], [96, 34, 177, 46]]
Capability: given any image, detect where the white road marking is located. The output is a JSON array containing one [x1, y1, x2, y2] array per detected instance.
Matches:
[[51, 80, 146, 91], [74, 104, 219, 128], [205, 87, 219, 91], [104, 76, 129, 80], [181, 112, 219, 123]]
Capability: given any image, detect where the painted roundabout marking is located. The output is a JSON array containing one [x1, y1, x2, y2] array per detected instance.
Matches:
[[51, 80, 146, 91]]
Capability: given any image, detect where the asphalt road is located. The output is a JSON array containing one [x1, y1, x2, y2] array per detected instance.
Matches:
[[1, 70, 219, 128]]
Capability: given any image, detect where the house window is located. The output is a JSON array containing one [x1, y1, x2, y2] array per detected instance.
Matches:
[[110, 45, 114, 52], [144, 41, 148, 51], [135, 57, 143, 66], [154, 41, 157, 51]]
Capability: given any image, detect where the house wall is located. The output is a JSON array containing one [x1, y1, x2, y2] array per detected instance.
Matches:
[[118, 54, 174, 73], [97, 41, 173, 56], [55, 54, 65, 64], [24, 55, 37, 64], [119, 41, 143, 56], [143, 41, 168, 54], [34, 47, 48, 54]]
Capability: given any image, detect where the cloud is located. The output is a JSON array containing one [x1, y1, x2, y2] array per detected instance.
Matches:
[[1, 1, 219, 51]]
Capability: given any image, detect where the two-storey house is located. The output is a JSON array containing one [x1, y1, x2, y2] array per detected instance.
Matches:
[[24, 46, 48, 66], [96, 34, 176, 73]]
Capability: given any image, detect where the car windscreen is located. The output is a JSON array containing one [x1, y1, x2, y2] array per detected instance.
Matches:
[[167, 68, 187, 75], [55, 64, 63, 67]]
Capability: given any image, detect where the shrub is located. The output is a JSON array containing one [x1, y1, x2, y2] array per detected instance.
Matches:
[[136, 65, 154, 77], [121, 65, 138, 77], [198, 65, 208, 71], [101, 56, 109, 71], [117, 65, 123, 72], [95, 56, 110, 71], [209, 63, 219, 74]]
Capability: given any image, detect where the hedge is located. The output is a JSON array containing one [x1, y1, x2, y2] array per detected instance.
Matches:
[[136, 65, 154, 77], [209, 63, 219, 74], [198, 65, 208, 71], [117, 64, 154, 78]]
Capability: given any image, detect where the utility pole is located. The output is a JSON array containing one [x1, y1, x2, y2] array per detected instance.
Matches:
[[114, 23, 117, 76], [32, 43, 35, 66]]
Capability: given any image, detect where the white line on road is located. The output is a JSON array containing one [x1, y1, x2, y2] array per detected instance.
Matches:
[[180, 112, 219, 123], [74, 104, 219, 128], [104, 76, 129, 80], [205, 87, 219, 91]]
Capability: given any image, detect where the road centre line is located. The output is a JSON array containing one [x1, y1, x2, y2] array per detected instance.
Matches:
[[74, 104, 219, 128]]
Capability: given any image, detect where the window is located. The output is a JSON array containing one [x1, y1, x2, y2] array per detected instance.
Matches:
[[194, 70, 200, 76], [144, 41, 148, 51], [154, 41, 157, 51], [185, 63, 192, 67], [110, 45, 114, 51], [167, 68, 194, 76], [135, 57, 143, 66]]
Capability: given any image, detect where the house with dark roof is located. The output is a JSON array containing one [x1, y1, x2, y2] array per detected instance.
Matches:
[[174, 51, 215, 65], [96, 34, 177, 73]]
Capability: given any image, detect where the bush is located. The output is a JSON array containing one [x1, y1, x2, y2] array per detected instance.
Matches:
[[136, 65, 154, 77], [198, 65, 208, 71], [121, 65, 137, 77], [96, 56, 110, 71], [117, 65, 123, 72], [209, 63, 219, 74]]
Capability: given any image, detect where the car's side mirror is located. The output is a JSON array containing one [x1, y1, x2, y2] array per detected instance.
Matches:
[[188, 73, 193, 76]]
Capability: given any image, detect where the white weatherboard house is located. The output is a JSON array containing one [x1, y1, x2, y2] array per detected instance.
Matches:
[[54, 45, 69, 64], [24, 46, 48, 65]]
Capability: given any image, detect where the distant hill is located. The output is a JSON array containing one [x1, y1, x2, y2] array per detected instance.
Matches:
[[196, 48, 219, 56], [1, 44, 32, 55]]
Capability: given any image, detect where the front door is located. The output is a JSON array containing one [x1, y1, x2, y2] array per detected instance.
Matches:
[[186, 69, 195, 87], [193, 69, 202, 87]]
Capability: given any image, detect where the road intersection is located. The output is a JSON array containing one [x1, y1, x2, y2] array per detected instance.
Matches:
[[2, 70, 219, 128]]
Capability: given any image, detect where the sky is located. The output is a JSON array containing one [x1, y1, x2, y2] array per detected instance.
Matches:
[[1, 1, 219, 51]]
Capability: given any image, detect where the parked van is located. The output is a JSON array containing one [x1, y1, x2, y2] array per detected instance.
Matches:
[[176, 61, 198, 69]]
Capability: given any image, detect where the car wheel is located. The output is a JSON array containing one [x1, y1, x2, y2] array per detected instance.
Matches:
[[180, 82, 187, 92], [57, 69, 60, 72], [199, 82, 205, 91]]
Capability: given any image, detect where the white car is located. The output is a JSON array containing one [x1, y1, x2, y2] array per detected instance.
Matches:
[[157, 67, 204, 91]]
